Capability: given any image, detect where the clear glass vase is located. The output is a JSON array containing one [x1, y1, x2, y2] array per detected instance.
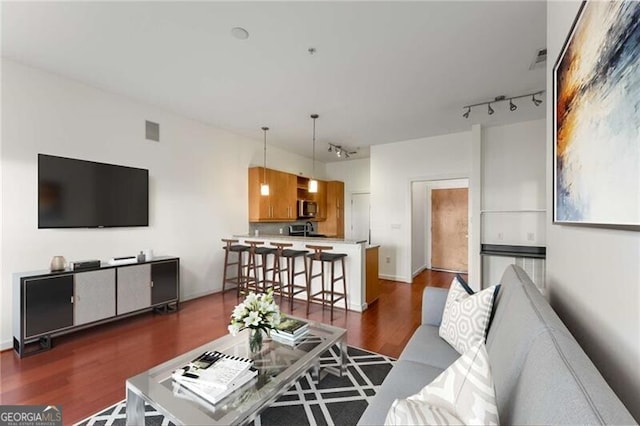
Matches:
[[249, 328, 265, 354]]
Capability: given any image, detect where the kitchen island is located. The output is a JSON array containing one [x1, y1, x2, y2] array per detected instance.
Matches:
[[232, 235, 368, 312]]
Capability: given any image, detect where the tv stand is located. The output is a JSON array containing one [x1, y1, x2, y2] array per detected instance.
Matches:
[[12, 256, 180, 357]]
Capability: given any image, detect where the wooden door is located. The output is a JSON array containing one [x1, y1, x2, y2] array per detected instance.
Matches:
[[431, 188, 468, 272]]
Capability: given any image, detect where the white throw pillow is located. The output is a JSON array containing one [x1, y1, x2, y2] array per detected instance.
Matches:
[[439, 276, 499, 354], [384, 341, 499, 426]]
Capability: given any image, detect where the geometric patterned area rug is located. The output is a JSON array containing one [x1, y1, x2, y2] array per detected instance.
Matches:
[[74, 346, 396, 426]]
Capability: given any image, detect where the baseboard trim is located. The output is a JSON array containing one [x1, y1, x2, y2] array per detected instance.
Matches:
[[1, 338, 13, 352], [379, 273, 412, 283]]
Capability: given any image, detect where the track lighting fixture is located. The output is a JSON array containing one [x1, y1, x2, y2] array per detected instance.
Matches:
[[462, 90, 544, 118], [327, 143, 357, 159], [532, 94, 542, 106]]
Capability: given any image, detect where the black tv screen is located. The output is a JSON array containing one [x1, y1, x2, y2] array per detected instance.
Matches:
[[38, 154, 149, 228]]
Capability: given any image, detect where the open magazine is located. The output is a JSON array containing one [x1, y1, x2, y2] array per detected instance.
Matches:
[[172, 351, 257, 404]]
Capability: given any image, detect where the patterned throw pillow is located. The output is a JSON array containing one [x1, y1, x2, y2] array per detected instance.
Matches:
[[384, 341, 499, 425], [439, 276, 499, 354]]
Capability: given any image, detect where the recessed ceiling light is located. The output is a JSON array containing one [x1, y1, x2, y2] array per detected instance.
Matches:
[[231, 27, 249, 40]]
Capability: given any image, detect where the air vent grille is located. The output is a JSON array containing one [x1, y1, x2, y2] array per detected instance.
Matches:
[[145, 120, 160, 142]]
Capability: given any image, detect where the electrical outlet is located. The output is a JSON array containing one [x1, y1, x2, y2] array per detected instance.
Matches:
[[385, 256, 391, 263], [497, 232, 504, 241], [527, 232, 535, 241], [279, 228, 283, 234]]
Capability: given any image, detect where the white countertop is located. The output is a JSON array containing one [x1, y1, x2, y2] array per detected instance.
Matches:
[[233, 234, 367, 245]]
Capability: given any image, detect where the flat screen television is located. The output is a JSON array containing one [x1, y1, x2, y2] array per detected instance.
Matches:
[[38, 154, 149, 228]]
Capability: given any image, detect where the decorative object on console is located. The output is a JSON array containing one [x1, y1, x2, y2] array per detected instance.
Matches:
[[108, 256, 138, 266], [385, 341, 498, 426], [70, 259, 101, 271], [49, 255, 66, 272], [438, 276, 500, 354], [137, 251, 145, 262], [228, 290, 282, 354], [144, 248, 154, 260], [553, 0, 640, 227], [308, 114, 319, 193]]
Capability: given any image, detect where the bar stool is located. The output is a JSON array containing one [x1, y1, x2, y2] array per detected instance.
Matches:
[[306, 245, 348, 321], [221, 239, 250, 296], [271, 242, 309, 311], [244, 240, 278, 294]]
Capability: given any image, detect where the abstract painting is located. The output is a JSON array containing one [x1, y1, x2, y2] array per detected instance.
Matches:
[[554, 1, 640, 227]]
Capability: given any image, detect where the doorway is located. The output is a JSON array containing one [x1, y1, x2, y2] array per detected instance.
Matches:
[[431, 188, 468, 272], [411, 179, 469, 277], [351, 193, 370, 243]]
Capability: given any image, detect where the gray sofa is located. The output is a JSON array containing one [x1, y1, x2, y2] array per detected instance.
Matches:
[[358, 265, 636, 425]]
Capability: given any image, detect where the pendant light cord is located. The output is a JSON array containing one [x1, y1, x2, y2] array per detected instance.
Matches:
[[312, 117, 316, 178], [262, 126, 268, 184]]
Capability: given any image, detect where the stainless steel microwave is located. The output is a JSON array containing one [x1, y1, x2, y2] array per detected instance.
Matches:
[[297, 200, 317, 218]]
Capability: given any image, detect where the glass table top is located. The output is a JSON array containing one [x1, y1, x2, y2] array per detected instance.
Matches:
[[126, 318, 346, 425]]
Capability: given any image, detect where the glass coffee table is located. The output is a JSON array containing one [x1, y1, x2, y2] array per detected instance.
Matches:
[[126, 319, 347, 425]]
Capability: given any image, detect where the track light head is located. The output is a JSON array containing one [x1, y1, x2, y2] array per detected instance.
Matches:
[[532, 94, 542, 106], [488, 103, 495, 115], [337, 149, 342, 158], [328, 145, 332, 152], [463, 107, 470, 119], [509, 100, 517, 111]]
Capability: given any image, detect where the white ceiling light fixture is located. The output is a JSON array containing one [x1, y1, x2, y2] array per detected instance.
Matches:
[[260, 126, 270, 196], [308, 114, 319, 193], [230, 27, 249, 40], [462, 90, 544, 118]]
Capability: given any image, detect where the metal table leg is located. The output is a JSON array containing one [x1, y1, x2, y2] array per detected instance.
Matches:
[[126, 384, 146, 426]]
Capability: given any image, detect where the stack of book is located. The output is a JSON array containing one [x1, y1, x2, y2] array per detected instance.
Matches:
[[172, 351, 257, 405], [272, 318, 309, 344]]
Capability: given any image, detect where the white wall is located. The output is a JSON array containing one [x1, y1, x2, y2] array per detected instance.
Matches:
[[370, 131, 472, 283], [547, 3, 640, 421], [411, 181, 428, 276], [0, 60, 316, 350], [481, 119, 546, 246], [325, 158, 370, 240]]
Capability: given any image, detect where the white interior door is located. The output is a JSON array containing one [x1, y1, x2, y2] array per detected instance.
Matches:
[[351, 193, 371, 243]]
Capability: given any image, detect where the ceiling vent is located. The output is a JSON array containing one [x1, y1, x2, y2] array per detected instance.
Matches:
[[530, 48, 547, 70]]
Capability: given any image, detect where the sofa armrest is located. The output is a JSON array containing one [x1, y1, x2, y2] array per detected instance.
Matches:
[[422, 287, 449, 326]]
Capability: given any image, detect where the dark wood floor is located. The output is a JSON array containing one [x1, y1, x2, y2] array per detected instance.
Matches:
[[0, 269, 457, 424]]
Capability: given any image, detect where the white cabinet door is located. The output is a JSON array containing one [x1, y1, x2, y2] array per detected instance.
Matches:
[[117, 264, 151, 315], [74, 269, 116, 326]]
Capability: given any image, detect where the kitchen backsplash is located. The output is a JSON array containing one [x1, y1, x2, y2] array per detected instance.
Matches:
[[249, 221, 316, 236]]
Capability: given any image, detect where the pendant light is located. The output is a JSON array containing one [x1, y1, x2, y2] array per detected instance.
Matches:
[[260, 126, 270, 196], [308, 114, 319, 193]]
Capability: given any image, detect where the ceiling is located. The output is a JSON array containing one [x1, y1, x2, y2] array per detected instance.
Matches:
[[1, 1, 547, 163]]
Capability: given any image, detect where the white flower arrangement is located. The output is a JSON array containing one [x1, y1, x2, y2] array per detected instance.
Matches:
[[228, 290, 282, 336]]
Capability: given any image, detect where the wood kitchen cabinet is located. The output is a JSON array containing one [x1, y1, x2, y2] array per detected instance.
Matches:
[[248, 167, 297, 221], [318, 181, 345, 237], [365, 245, 380, 304], [310, 180, 327, 220]]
